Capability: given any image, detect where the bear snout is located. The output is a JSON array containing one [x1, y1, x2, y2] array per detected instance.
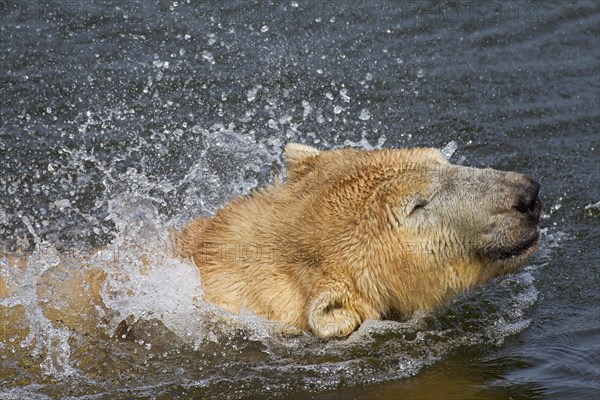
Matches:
[[514, 179, 542, 222]]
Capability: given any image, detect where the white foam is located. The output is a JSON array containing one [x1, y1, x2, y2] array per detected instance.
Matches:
[[99, 246, 205, 342]]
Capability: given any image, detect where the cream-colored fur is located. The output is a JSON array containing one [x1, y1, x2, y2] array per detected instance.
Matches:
[[176, 144, 541, 338]]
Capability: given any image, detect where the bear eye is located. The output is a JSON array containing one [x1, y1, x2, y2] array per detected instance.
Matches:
[[408, 200, 428, 216]]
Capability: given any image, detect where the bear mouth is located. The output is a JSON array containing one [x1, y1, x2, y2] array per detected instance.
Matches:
[[489, 226, 541, 260]]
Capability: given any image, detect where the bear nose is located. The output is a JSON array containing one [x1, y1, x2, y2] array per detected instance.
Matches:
[[515, 179, 541, 220]]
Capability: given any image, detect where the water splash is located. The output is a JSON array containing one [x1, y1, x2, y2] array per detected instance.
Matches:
[[440, 140, 458, 159], [1, 218, 77, 378], [0, 128, 539, 398]]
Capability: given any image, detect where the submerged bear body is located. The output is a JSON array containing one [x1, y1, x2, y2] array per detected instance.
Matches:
[[177, 144, 542, 338]]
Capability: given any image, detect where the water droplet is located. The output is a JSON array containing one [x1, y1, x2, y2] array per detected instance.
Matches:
[[302, 100, 312, 119], [202, 51, 214, 63], [340, 89, 350, 103], [54, 199, 71, 210], [441, 141, 458, 159], [247, 85, 261, 102], [358, 109, 371, 121]]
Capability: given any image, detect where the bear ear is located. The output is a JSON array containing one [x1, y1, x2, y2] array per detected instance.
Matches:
[[285, 143, 320, 166]]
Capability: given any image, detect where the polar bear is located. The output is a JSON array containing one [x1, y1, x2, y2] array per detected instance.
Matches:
[[176, 143, 541, 339]]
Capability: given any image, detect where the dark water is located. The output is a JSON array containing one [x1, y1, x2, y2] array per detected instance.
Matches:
[[1, 1, 599, 399]]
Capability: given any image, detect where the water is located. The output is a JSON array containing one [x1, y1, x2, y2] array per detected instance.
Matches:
[[1, 1, 599, 399]]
